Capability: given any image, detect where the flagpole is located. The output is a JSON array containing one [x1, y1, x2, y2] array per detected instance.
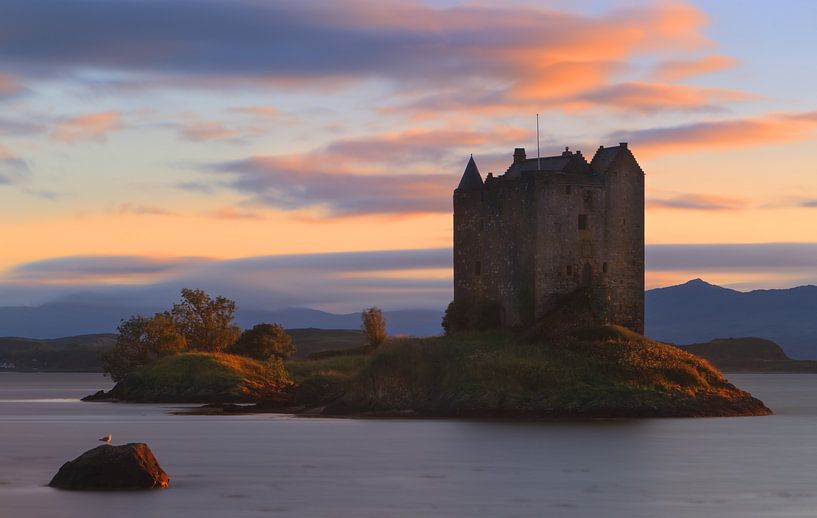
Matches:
[[536, 113, 541, 171]]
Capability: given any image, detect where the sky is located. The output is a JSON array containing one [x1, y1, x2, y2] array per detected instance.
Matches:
[[2, 0, 817, 311]]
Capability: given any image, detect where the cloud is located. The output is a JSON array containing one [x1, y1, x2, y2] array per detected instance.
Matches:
[[647, 193, 748, 211], [0, 116, 45, 136], [0, 73, 25, 98], [651, 55, 737, 81], [211, 155, 453, 215], [178, 120, 241, 142], [613, 111, 817, 155], [647, 243, 817, 272], [0, 249, 454, 310], [210, 207, 262, 220], [117, 204, 177, 216], [6, 255, 210, 284], [801, 200, 817, 208], [3, 244, 817, 311], [0, 1, 738, 114], [0, 144, 30, 185], [206, 126, 528, 215], [566, 82, 749, 113], [51, 111, 122, 143], [176, 181, 216, 194], [230, 106, 283, 118]]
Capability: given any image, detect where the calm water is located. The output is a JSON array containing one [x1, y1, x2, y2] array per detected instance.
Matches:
[[2, 373, 817, 517]]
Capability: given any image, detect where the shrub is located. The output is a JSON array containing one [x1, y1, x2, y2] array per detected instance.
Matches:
[[102, 313, 187, 381], [229, 323, 296, 361], [361, 307, 387, 349]]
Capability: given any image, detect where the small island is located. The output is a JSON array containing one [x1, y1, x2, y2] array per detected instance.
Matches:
[[84, 289, 769, 418], [84, 147, 772, 418]]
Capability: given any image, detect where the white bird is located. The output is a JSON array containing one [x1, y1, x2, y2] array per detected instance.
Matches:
[[99, 434, 112, 443]]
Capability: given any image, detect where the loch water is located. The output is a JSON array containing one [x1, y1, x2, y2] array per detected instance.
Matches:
[[1, 372, 816, 517]]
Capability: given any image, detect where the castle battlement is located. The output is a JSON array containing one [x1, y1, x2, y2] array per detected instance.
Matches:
[[452, 143, 645, 332]]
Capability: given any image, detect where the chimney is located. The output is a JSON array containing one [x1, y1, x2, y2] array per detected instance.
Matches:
[[513, 147, 526, 164], [619, 142, 628, 149]]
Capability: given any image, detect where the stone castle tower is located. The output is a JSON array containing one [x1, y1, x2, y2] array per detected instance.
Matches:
[[453, 143, 644, 333]]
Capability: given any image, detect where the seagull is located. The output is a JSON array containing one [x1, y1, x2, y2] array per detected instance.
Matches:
[[99, 434, 112, 443]]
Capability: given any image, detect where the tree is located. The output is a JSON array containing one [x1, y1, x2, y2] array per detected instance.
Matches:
[[361, 306, 387, 349], [102, 313, 187, 381], [170, 288, 240, 352], [229, 323, 295, 361]]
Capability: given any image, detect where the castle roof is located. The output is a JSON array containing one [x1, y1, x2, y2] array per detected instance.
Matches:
[[591, 143, 628, 173], [456, 155, 483, 191], [503, 148, 591, 177]]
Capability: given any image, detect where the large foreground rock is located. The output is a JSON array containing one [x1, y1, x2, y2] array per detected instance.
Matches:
[[49, 443, 170, 490]]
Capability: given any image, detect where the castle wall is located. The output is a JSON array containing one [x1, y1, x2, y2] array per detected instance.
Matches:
[[532, 175, 606, 319], [601, 151, 645, 333]]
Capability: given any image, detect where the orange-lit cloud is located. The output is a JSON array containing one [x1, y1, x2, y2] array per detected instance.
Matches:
[[651, 55, 737, 81], [178, 120, 240, 142], [615, 111, 817, 155], [565, 82, 750, 113], [50, 111, 122, 143], [0, 1, 737, 115]]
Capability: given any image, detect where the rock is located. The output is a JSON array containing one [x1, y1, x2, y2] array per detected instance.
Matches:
[[49, 443, 170, 490]]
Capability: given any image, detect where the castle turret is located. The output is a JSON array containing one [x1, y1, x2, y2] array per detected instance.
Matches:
[[456, 155, 483, 191]]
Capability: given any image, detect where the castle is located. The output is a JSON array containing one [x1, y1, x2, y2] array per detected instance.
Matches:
[[453, 143, 644, 333]]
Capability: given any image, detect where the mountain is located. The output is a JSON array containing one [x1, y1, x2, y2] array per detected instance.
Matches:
[[646, 279, 817, 359], [2, 278, 816, 358], [0, 301, 444, 340]]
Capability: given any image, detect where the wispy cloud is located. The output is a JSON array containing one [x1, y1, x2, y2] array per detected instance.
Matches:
[[206, 125, 528, 215], [117, 204, 178, 217], [613, 110, 817, 155], [647, 193, 748, 211], [211, 155, 453, 216], [0, 144, 30, 185], [210, 207, 262, 220], [0, 1, 739, 114], [51, 111, 123, 143], [0, 73, 25, 98], [650, 55, 737, 81]]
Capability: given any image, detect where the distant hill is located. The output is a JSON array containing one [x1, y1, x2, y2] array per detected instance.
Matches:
[[0, 329, 366, 371], [679, 337, 817, 373], [646, 279, 817, 359], [0, 334, 116, 371], [0, 301, 444, 339]]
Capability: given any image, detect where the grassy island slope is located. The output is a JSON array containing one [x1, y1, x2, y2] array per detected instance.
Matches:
[[324, 326, 771, 418], [97, 352, 292, 403]]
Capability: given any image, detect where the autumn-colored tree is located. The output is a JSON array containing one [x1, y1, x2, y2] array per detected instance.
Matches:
[[102, 313, 187, 381], [170, 288, 241, 352], [361, 306, 387, 349], [229, 323, 296, 361]]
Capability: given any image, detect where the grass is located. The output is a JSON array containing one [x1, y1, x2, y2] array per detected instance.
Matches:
[[287, 328, 366, 359], [110, 352, 292, 403], [324, 326, 770, 417]]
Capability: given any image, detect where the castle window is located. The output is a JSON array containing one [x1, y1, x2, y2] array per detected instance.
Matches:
[[479, 219, 485, 232], [475, 261, 481, 276], [566, 265, 573, 276], [603, 262, 608, 274], [578, 214, 588, 230], [565, 185, 572, 195]]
